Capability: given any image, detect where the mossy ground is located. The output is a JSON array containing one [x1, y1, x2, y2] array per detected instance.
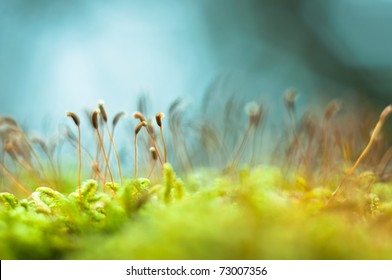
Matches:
[[1, 99, 391, 259], [2, 163, 392, 260]]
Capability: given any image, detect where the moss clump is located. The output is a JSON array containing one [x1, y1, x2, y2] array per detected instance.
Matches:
[[1, 164, 392, 259]]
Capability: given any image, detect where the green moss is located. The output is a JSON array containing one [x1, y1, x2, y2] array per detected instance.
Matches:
[[1, 164, 392, 259], [0, 193, 18, 209]]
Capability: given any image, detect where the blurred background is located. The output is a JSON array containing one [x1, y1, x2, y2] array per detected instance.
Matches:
[[0, 0, 391, 134]]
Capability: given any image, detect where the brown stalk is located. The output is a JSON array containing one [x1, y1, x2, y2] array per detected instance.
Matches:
[[3, 126, 50, 185], [320, 100, 342, 180], [156, 112, 167, 163], [0, 163, 31, 195], [134, 121, 147, 178], [3, 140, 45, 185], [63, 126, 94, 163], [31, 136, 59, 183], [92, 109, 115, 193], [332, 105, 392, 198], [230, 102, 261, 169], [91, 160, 106, 186], [99, 101, 123, 185], [144, 123, 163, 165], [147, 146, 158, 178], [168, 99, 193, 173], [377, 147, 392, 178], [66, 112, 82, 209], [21, 133, 49, 183], [133, 112, 163, 165]]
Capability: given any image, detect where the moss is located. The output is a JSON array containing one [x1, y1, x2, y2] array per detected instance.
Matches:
[[1, 101, 392, 259], [0, 192, 18, 209], [2, 164, 392, 259]]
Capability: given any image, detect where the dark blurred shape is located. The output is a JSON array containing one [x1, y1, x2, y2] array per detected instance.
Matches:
[[202, 0, 392, 108]]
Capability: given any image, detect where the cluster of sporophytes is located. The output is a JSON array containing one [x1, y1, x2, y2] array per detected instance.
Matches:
[[1, 93, 392, 260]]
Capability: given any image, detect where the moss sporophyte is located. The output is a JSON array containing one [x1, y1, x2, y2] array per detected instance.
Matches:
[[1, 97, 392, 259]]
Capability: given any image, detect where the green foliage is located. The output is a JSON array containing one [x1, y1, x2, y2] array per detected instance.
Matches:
[[1, 165, 392, 259], [163, 163, 183, 203], [0, 193, 18, 209], [0, 176, 151, 259]]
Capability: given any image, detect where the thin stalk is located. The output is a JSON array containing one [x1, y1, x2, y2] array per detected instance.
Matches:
[[105, 122, 123, 185], [95, 128, 115, 192], [134, 121, 147, 179], [134, 134, 138, 179], [77, 125, 82, 209], [145, 129, 163, 166], [147, 160, 157, 179], [155, 112, 167, 163], [229, 124, 252, 169], [0, 163, 31, 195], [66, 112, 83, 209], [159, 126, 167, 163], [332, 105, 392, 198]]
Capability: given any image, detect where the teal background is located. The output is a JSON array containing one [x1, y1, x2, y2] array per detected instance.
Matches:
[[0, 0, 391, 133]]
